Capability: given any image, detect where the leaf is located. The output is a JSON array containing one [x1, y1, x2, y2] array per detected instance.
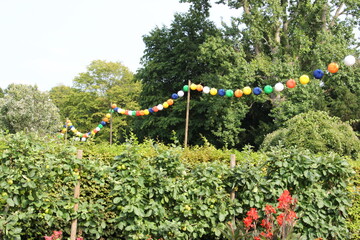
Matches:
[[113, 197, 121, 204], [7, 198, 15, 207]]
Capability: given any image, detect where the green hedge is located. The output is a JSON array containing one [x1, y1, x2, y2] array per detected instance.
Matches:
[[0, 132, 357, 239]]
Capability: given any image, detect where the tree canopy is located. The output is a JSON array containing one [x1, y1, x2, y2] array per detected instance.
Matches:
[[0, 84, 61, 135]]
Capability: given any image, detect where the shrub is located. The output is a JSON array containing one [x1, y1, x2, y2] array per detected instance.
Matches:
[[261, 111, 360, 158]]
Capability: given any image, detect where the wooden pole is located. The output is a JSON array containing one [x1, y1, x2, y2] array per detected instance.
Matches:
[[230, 154, 236, 200], [184, 80, 191, 148], [64, 118, 68, 143], [70, 149, 83, 240], [110, 104, 113, 145]]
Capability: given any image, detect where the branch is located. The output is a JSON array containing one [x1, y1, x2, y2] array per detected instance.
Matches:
[[330, 2, 345, 27]]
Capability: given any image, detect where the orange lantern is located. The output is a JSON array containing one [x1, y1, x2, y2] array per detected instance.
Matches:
[[286, 79, 296, 88], [328, 62, 339, 73], [103, 117, 109, 123], [234, 89, 243, 98], [197, 85, 203, 91], [167, 99, 174, 106], [111, 103, 117, 109]]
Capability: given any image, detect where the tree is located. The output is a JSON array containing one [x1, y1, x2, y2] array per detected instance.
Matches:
[[0, 84, 61, 135], [0, 87, 4, 98], [50, 60, 141, 143], [261, 111, 360, 158], [134, 12, 255, 147], [179, 0, 360, 143]]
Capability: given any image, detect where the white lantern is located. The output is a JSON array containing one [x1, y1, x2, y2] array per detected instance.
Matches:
[[344, 55, 356, 66], [95, 127, 101, 132], [202, 86, 210, 94], [128, 111, 133, 116], [177, 90, 185, 97], [117, 108, 123, 113], [157, 104, 164, 111], [274, 83, 284, 92]]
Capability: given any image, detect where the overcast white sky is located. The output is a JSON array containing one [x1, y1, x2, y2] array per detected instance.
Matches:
[[0, 0, 239, 91]]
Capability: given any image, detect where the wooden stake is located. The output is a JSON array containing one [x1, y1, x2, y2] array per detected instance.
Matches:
[[230, 154, 236, 200], [70, 149, 83, 240], [110, 104, 113, 145], [184, 80, 191, 148]]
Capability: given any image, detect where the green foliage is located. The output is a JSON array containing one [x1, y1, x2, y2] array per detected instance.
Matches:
[[263, 148, 355, 239], [50, 60, 141, 144], [261, 111, 360, 158], [0, 84, 61, 134], [347, 159, 360, 240], [0, 132, 356, 239]]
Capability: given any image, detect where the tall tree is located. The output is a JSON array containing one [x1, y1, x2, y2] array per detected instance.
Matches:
[[0, 84, 61, 134], [134, 12, 254, 147], [181, 0, 360, 141], [50, 60, 141, 143]]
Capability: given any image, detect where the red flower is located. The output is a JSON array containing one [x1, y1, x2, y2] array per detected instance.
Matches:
[[76, 238, 84, 240], [260, 231, 273, 239], [53, 231, 62, 238], [277, 190, 293, 209], [254, 237, 261, 240], [277, 212, 285, 226], [286, 210, 297, 222], [260, 219, 271, 230], [264, 204, 276, 215], [247, 208, 259, 220], [243, 216, 253, 228], [44, 236, 53, 240]]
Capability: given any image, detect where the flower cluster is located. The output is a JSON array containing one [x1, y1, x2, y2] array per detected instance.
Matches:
[[240, 190, 298, 240], [43, 231, 83, 240]]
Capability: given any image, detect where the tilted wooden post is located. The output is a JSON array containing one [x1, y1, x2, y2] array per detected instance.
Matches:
[[70, 149, 83, 240], [110, 104, 113, 145], [184, 80, 191, 148], [230, 154, 236, 200]]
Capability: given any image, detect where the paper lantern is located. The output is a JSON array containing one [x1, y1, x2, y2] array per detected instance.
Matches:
[[157, 104, 164, 110], [106, 113, 111, 119], [313, 69, 324, 79], [103, 117, 109, 122], [95, 127, 101, 132], [299, 75, 310, 84], [144, 109, 150, 115], [132, 111, 136, 116], [98, 124, 103, 129], [286, 79, 296, 88], [274, 83, 284, 92], [163, 102, 169, 108], [124, 110, 129, 115], [243, 87, 252, 95], [149, 108, 154, 113], [101, 121, 107, 126], [253, 87, 262, 95], [126, 111, 131, 116], [234, 89, 243, 97], [197, 85, 203, 91], [203, 86, 210, 94], [210, 88, 217, 95], [328, 62, 339, 73], [135, 111, 140, 116], [140, 110, 145, 116], [167, 99, 174, 105], [218, 89, 226, 96], [225, 90, 234, 97], [183, 85, 189, 92], [177, 90, 185, 97], [263, 85, 273, 94], [190, 83, 197, 90], [111, 104, 117, 109], [171, 93, 179, 99], [344, 55, 356, 66]]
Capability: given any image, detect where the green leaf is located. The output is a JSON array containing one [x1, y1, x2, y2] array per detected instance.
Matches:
[[113, 197, 121, 204], [7, 198, 15, 207]]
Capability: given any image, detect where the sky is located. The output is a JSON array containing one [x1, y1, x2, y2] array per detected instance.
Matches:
[[0, 0, 238, 91]]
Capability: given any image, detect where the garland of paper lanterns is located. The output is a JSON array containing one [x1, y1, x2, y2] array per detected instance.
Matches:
[[58, 55, 357, 141]]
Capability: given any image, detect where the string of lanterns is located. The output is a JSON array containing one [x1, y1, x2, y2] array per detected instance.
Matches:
[[58, 55, 357, 141]]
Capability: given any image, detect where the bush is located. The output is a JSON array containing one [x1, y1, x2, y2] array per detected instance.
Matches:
[[0, 132, 356, 239], [261, 111, 360, 158]]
